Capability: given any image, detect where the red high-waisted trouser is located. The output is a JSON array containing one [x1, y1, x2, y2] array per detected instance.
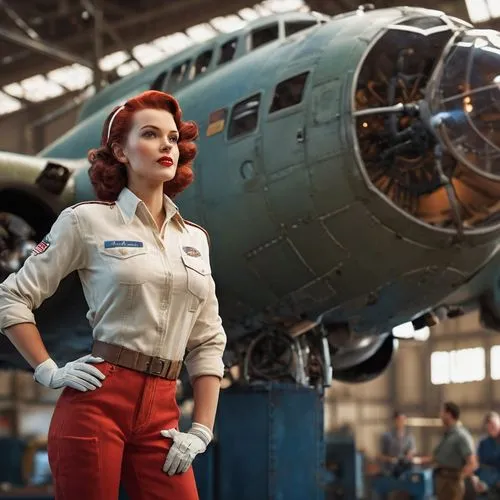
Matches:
[[47, 361, 199, 500]]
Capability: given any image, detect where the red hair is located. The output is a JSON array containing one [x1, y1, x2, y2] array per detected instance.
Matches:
[[87, 90, 198, 201]]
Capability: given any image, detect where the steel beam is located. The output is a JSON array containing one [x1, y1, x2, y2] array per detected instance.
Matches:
[[68, 0, 258, 46], [0, 0, 257, 87], [92, 0, 104, 91], [0, 26, 93, 68], [81, 0, 143, 69], [0, 0, 40, 41]]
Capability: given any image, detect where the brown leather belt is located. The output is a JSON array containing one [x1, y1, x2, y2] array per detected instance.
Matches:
[[92, 340, 182, 380]]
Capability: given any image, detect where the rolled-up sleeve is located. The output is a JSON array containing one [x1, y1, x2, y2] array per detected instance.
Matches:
[[0, 207, 85, 334], [184, 273, 227, 381]]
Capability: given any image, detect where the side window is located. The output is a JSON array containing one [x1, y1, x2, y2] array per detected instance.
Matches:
[[150, 70, 169, 91], [189, 49, 213, 80], [250, 24, 279, 50], [285, 21, 317, 36], [269, 72, 309, 113], [228, 94, 261, 139], [218, 38, 238, 65], [171, 60, 190, 85]]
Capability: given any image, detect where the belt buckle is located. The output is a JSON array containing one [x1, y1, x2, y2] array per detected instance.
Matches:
[[147, 357, 165, 376]]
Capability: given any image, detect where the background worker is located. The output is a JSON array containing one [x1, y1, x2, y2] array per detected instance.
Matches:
[[432, 402, 477, 500], [475, 412, 500, 498], [377, 411, 417, 499], [379, 411, 417, 473]]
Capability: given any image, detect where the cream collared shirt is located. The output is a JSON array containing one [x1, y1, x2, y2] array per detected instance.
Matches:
[[0, 187, 226, 380]]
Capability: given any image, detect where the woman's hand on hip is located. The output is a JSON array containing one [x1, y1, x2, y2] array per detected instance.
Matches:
[[33, 354, 106, 391], [161, 422, 213, 475]]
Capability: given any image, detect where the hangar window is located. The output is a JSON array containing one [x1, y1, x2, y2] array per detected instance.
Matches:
[[491, 346, 500, 380], [189, 49, 213, 80], [218, 38, 238, 65], [171, 60, 190, 85], [250, 23, 279, 50], [430, 351, 450, 385], [269, 72, 309, 113], [285, 21, 317, 36], [431, 347, 485, 385], [228, 94, 261, 139]]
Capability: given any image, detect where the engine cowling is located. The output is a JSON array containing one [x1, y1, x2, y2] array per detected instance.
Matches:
[[331, 334, 394, 384]]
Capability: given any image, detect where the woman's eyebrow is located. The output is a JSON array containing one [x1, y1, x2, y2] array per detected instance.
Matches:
[[140, 124, 179, 134]]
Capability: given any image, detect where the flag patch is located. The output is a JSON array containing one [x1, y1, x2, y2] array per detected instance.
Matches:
[[32, 236, 51, 256]]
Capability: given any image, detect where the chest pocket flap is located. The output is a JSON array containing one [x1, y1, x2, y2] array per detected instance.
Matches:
[[101, 245, 147, 259], [99, 241, 148, 285], [181, 252, 211, 276], [181, 252, 211, 309]]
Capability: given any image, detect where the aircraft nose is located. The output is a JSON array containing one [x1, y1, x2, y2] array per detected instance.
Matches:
[[352, 23, 500, 236]]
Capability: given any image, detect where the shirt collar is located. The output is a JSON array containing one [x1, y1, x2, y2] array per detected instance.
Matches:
[[116, 187, 187, 231]]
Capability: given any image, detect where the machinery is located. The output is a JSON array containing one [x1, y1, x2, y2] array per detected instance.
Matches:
[[371, 468, 434, 500], [324, 433, 365, 499], [194, 383, 326, 500]]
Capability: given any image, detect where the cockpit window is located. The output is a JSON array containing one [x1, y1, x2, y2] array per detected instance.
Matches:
[[270, 72, 309, 113], [189, 49, 213, 80], [171, 60, 190, 85], [250, 24, 279, 50], [399, 16, 447, 29], [228, 94, 261, 139], [218, 38, 238, 65], [285, 21, 316, 37]]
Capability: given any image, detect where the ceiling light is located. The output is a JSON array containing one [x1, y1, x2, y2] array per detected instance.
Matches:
[[185, 23, 217, 43], [132, 44, 166, 66], [0, 91, 22, 115], [210, 15, 246, 33], [47, 64, 93, 91], [99, 51, 128, 71]]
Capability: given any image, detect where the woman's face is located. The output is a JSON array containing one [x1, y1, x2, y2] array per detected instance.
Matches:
[[120, 108, 180, 186]]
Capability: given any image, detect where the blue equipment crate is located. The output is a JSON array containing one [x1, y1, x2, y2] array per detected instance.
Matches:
[[196, 382, 326, 500]]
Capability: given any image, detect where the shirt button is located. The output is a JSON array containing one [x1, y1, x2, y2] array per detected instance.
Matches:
[[119, 249, 128, 256]]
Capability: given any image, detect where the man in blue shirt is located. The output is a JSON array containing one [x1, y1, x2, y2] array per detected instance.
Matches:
[[477, 412, 500, 498], [377, 411, 416, 499], [379, 411, 416, 475]]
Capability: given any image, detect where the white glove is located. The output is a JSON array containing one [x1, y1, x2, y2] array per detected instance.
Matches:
[[161, 422, 213, 475], [34, 354, 106, 392]]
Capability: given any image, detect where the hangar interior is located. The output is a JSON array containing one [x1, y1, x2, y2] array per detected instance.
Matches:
[[0, 0, 499, 499]]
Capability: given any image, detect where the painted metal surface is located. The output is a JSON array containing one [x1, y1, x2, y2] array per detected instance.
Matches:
[[194, 383, 326, 500]]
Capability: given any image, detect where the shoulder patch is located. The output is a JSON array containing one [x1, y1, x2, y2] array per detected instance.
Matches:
[[70, 201, 115, 209], [184, 220, 210, 247], [32, 234, 51, 256]]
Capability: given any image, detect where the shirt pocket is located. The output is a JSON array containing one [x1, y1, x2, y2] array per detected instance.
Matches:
[[181, 252, 211, 312], [98, 244, 148, 284]]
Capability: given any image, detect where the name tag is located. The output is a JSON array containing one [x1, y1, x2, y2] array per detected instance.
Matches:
[[104, 240, 144, 249]]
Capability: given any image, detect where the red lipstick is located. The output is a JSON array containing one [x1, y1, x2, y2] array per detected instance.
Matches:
[[158, 156, 173, 167]]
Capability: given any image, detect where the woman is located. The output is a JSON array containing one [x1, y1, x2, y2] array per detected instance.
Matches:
[[0, 90, 226, 500]]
